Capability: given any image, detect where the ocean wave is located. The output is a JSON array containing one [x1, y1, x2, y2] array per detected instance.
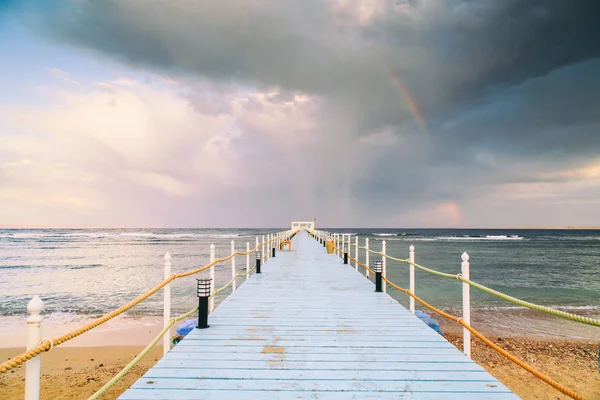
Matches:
[[7, 233, 54, 239], [384, 235, 525, 242], [1, 231, 247, 240], [0, 263, 103, 270], [69, 264, 103, 270], [372, 233, 397, 237], [0, 265, 36, 270], [62, 232, 112, 238], [436, 235, 524, 241]]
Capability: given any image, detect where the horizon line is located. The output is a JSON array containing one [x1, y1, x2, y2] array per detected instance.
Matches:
[[1, 225, 600, 230]]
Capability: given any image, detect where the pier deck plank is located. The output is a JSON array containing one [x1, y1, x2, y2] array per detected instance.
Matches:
[[119, 232, 518, 399]]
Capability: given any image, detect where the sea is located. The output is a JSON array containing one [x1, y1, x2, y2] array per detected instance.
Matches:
[[1, 228, 598, 340]]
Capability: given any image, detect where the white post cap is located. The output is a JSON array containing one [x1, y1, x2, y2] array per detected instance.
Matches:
[[27, 295, 44, 323]]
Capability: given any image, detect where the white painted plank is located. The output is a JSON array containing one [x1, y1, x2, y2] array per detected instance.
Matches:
[[119, 389, 519, 400], [144, 368, 493, 380], [172, 340, 453, 348], [168, 346, 460, 355], [154, 360, 480, 371], [128, 377, 514, 393], [160, 352, 472, 362]]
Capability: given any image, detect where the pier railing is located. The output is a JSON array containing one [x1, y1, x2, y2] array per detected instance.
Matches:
[[0, 229, 297, 400], [309, 229, 598, 400]]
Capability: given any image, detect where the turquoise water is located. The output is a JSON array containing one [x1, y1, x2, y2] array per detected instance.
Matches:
[[0, 228, 598, 338]]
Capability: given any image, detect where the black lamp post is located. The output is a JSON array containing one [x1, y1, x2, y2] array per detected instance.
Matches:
[[256, 250, 262, 274], [196, 278, 211, 329], [374, 260, 383, 293]]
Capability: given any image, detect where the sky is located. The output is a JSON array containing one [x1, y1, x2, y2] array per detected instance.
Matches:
[[1, 0, 600, 228]]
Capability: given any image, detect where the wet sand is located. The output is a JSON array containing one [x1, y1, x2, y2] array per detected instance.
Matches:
[[1, 335, 598, 399], [0, 346, 162, 399]]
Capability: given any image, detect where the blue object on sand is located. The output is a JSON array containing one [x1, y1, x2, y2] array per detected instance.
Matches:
[[176, 318, 198, 336], [415, 310, 442, 334]]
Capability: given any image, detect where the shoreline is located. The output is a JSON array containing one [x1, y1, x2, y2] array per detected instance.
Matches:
[[2, 303, 598, 348], [0, 316, 165, 348], [1, 335, 598, 400]]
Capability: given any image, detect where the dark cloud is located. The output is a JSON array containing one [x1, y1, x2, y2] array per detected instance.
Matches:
[[6, 0, 600, 226], [20, 1, 600, 130]]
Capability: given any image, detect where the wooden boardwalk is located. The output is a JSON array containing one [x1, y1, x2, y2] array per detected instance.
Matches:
[[119, 232, 518, 399]]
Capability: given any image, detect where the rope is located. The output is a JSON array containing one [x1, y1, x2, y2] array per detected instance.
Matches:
[[380, 276, 585, 400], [88, 263, 259, 399], [0, 275, 177, 374], [458, 277, 600, 327], [329, 235, 588, 398], [88, 306, 198, 399], [342, 240, 600, 327], [210, 267, 257, 299], [348, 256, 376, 276], [343, 238, 589, 398], [349, 250, 586, 399], [0, 235, 285, 374]]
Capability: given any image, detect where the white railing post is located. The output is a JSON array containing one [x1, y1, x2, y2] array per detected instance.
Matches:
[[25, 295, 44, 400], [261, 236, 265, 263], [346, 235, 350, 254], [334, 234, 337, 256], [337, 234, 340, 256], [409, 245, 415, 314], [342, 234, 346, 255], [333, 234, 336, 255], [246, 242, 250, 281], [354, 236, 358, 271], [267, 234, 271, 260], [382, 240, 387, 293], [163, 253, 172, 356], [209, 244, 215, 313], [365, 238, 370, 278], [462, 252, 471, 358], [231, 240, 236, 292]]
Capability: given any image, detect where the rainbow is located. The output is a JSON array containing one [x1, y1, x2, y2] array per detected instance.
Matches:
[[446, 202, 462, 226], [381, 61, 428, 135]]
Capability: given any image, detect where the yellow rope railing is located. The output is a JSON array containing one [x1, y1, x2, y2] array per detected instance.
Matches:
[[346, 255, 585, 400], [0, 234, 287, 374], [336, 238, 600, 327], [88, 265, 258, 399]]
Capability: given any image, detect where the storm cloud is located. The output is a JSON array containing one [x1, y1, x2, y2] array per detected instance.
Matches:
[[2, 0, 600, 227]]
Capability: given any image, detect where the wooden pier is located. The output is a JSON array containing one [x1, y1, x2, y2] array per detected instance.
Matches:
[[119, 232, 517, 399]]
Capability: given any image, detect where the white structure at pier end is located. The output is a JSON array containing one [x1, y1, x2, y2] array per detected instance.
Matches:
[[291, 221, 314, 231]]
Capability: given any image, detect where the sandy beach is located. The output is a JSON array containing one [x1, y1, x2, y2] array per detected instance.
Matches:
[[443, 333, 600, 400], [0, 346, 162, 399], [1, 334, 598, 400]]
